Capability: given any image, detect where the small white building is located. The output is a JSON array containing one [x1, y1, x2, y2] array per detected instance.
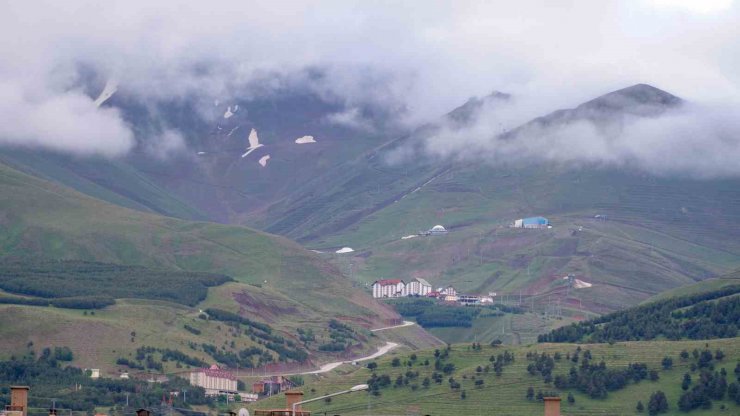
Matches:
[[190, 365, 238, 396], [372, 279, 406, 298], [405, 278, 432, 296]]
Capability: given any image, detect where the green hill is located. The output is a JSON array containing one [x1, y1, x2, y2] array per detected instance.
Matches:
[[539, 283, 739, 343], [0, 160, 401, 370], [245, 338, 740, 416]]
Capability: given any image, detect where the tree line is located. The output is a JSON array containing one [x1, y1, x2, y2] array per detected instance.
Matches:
[[0, 260, 232, 307], [538, 285, 740, 343]]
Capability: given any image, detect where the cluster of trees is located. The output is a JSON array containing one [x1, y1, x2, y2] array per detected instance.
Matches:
[[117, 346, 208, 371], [677, 369, 731, 411], [390, 298, 523, 328], [525, 347, 652, 398], [0, 354, 211, 412], [204, 308, 308, 362], [539, 286, 740, 343], [0, 260, 232, 307], [319, 319, 358, 352], [200, 343, 274, 368], [489, 350, 515, 376], [0, 294, 115, 309]]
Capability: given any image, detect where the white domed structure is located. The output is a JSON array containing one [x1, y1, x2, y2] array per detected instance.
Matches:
[[428, 225, 448, 235]]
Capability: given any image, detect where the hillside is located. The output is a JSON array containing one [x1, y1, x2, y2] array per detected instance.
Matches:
[[261, 84, 740, 318], [539, 283, 739, 343], [245, 338, 740, 415], [0, 160, 403, 370], [0, 81, 401, 225], [645, 270, 740, 303]]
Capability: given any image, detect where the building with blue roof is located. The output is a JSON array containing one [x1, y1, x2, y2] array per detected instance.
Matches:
[[513, 216, 550, 229]]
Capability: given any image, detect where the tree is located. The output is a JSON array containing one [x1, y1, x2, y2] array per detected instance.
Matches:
[[422, 377, 430, 388], [649, 370, 659, 381], [661, 356, 673, 370], [526, 386, 535, 401], [460, 390, 467, 399], [636, 400, 644, 412], [567, 392, 575, 404], [367, 362, 377, 370], [647, 391, 668, 415], [715, 349, 724, 361], [475, 379, 484, 388], [680, 350, 689, 361], [391, 357, 401, 367], [682, 373, 691, 391], [490, 339, 502, 347]]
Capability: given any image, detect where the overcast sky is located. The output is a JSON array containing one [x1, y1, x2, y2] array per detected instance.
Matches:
[[0, 0, 738, 162]]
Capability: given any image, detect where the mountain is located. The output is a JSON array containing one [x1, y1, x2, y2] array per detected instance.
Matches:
[[0, 160, 405, 370], [3, 83, 739, 321], [0, 77, 403, 225], [253, 84, 740, 316]]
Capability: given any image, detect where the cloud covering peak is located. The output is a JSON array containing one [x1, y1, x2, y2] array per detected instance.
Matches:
[[0, 0, 738, 161]]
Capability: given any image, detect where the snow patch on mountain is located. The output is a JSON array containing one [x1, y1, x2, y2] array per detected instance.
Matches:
[[295, 135, 316, 144], [93, 79, 118, 107], [258, 154, 270, 167]]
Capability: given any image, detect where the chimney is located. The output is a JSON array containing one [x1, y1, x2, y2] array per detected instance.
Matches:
[[49, 408, 58, 416], [544, 397, 561, 416], [285, 391, 304, 411], [8, 386, 30, 416]]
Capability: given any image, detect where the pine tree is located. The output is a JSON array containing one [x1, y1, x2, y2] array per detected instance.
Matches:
[[526, 386, 534, 401], [636, 400, 644, 413], [567, 392, 575, 404], [647, 391, 668, 415]]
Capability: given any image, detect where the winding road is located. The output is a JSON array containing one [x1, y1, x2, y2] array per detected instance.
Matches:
[[284, 341, 399, 376], [370, 320, 415, 332], [271, 322, 415, 376]]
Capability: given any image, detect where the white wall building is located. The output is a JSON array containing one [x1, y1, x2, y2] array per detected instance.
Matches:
[[439, 286, 457, 296], [405, 278, 432, 296], [372, 279, 406, 298], [190, 365, 238, 396]]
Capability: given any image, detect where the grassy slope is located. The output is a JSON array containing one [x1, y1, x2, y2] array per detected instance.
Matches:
[[0, 150, 206, 221], [307, 165, 740, 318], [645, 270, 740, 303], [0, 161, 407, 366], [247, 338, 740, 416]]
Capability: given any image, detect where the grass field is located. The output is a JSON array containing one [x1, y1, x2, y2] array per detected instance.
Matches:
[[245, 338, 740, 416]]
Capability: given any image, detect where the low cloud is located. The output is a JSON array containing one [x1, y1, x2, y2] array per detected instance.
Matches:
[[0, 1, 738, 165], [391, 98, 740, 178], [0, 81, 134, 157]]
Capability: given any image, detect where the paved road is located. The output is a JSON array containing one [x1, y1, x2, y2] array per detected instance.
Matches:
[[370, 320, 415, 332], [284, 341, 399, 376]]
